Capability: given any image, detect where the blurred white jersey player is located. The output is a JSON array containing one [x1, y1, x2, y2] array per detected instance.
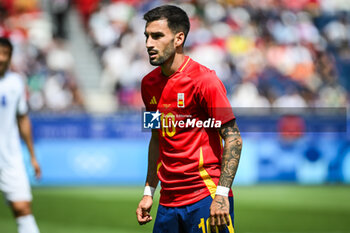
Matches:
[[0, 37, 41, 233]]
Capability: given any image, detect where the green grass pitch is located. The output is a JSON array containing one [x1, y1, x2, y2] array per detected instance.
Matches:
[[0, 185, 349, 233]]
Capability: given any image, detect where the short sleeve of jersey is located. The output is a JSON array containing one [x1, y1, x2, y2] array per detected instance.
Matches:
[[141, 78, 150, 111], [197, 71, 235, 124], [16, 76, 28, 115]]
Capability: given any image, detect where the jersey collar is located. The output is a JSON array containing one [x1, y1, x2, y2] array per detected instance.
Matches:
[[177, 56, 191, 73], [161, 56, 191, 79]]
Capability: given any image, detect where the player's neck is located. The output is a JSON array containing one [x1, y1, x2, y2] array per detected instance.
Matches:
[[161, 53, 185, 77]]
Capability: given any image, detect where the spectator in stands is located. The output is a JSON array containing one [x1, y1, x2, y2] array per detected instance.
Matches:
[[51, 0, 70, 39], [4, 0, 350, 112], [1, 0, 83, 112]]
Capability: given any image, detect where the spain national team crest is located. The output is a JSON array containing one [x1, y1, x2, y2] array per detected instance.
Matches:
[[177, 93, 185, 108]]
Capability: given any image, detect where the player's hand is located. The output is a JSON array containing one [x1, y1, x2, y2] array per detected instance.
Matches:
[[31, 157, 41, 179], [136, 195, 153, 225], [209, 195, 230, 232]]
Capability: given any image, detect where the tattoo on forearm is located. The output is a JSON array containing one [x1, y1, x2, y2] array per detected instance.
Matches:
[[218, 120, 242, 187]]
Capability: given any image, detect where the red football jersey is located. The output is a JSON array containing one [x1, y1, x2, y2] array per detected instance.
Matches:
[[141, 56, 235, 207]]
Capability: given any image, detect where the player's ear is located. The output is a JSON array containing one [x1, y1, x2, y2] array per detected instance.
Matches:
[[174, 32, 185, 48]]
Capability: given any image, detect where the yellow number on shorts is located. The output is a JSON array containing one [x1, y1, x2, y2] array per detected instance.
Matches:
[[197, 217, 218, 233], [198, 218, 206, 233], [197, 217, 234, 233]]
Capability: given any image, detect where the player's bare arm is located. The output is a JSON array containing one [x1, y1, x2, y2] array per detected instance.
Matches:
[[17, 114, 41, 179], [210, 119, 242, 230], [145, 129, 160, 188], [218, 120, 242, 187], [136, 129, 160, 225]]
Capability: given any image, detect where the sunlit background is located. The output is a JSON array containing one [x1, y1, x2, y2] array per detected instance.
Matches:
[[0, 0, 349, 232]]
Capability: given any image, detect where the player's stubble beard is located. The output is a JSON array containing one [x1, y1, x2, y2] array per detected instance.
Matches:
[[149, 39, 175, 66]]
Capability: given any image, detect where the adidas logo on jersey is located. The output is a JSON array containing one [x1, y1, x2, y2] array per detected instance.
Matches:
[[150, 96, 157, 105]]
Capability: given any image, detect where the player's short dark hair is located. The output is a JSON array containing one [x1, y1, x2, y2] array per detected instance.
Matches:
[[0, 37, 13, 57], [144, 5, 190, 44]]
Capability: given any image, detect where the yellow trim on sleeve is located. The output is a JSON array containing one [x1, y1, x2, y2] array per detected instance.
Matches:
[[219, 134, 223, 149], [157, 162, 162, 174], [198, 147, 217, 199]]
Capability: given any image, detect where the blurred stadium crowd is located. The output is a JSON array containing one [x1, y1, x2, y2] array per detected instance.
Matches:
[[0, 0, 85, 112], [1, 0, 349, 112]]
